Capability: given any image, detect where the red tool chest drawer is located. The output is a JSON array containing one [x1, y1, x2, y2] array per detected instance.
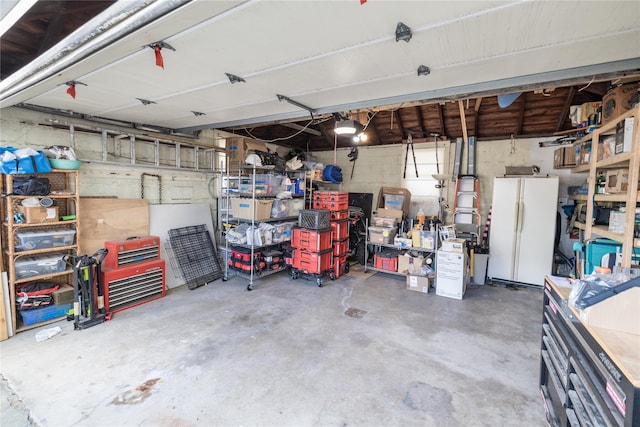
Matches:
[[330, 219, 349, 241], [291, 227, 332, 252], [292, 249, 333, 274], [333, 237, 349, 257]]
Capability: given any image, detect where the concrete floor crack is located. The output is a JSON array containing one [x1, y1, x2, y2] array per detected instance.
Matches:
[[0, 374, 42, 427]]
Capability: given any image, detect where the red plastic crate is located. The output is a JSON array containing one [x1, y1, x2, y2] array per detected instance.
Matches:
[[333, 237, 349, 257], [292, 249, 333, 274], [374, 254, 397, 272], [333, 253, 348, 279], [330, 219, 349, 241], [313, 199, 349, 211], [313, 191, 348, 202], [330, 209, 349, 221], [291, 228, 332, 252]]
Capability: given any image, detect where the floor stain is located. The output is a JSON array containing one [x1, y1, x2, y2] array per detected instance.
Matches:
[[111, 378, 161, 405], [403, 381, 459, 426], [344, 308, 367, 319]]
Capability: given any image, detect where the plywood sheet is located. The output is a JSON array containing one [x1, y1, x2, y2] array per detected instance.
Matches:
[[79, 198, 149, 255], [149, 204, 216, 289]]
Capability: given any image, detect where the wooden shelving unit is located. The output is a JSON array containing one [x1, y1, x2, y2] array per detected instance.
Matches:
[[1, 170, 80, 334], [579, 105, 640, 268]]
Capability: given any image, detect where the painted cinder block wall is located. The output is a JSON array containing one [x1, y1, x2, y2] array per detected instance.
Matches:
[[0, 107, 222, 207]]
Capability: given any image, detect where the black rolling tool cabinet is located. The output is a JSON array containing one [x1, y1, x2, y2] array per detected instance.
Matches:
[[540, 276, 639, 427]]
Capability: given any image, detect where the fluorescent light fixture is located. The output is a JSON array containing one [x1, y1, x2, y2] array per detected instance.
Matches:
[[334, 119, 363, 135]]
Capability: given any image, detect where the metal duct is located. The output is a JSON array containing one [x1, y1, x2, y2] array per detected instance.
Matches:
[[0, 0, 191, 106]]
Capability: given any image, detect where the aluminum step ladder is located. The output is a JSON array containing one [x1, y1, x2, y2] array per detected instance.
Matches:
[[453, 175, 481, 245]]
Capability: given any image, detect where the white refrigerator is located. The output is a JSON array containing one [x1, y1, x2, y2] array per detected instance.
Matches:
[[487, 176, 559, 286]]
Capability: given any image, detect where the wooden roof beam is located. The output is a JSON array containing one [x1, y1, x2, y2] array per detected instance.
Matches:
[[517, 97, 526, 135], [437, 103, 445, 136], [394, 109, 407, 139], [555, 87, 576, 133]]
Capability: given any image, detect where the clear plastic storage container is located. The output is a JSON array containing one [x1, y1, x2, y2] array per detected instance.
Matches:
[[15, 253, 67, 279], [15, 229, 76, 251]]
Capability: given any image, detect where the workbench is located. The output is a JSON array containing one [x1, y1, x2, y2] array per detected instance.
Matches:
[[540, 275, 640, 426]]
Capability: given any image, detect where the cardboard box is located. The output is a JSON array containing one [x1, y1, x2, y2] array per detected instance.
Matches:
[[225, 137, 268, 168], [397, 254, 426, 275], [375, 208, 403, 220], [440, 238, 465, 253], [579, 101, 601, 123], [602, 81, 640, 124], [377, 187, 411, 214], [406, 275, 430, 294], [53, 284, 75, 305], [579, 287, 640, 336], [615, 117, 634, 154], [230, 198, 273, 220], [436, 250, 467, 300], [605, 168, 637, 193], [553, 146, 577, 168], [372, 216, 397, 227], [17, 206, 58, 224]]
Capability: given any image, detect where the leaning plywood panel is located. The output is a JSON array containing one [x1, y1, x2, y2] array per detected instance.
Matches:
[[79, 198, 149, 255]]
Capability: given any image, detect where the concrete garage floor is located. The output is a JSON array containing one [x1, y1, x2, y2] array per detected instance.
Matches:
[[1, 267, 546, 426]]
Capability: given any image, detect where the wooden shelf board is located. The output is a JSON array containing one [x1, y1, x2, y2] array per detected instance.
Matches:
[[596, 152, 632, 168], [590, 226, 624, 242], [571, 164, 590, 173]]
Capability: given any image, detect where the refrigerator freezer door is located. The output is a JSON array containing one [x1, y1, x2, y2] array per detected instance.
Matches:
[[487, 177, 520, 281], [515, 177, 559, 285]]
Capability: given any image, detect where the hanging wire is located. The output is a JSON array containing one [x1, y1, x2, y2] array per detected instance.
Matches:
[[578, 76, 595, 92], [241, 116, 332, 143]]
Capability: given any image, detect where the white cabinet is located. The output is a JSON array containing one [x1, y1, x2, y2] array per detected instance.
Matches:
[[487, 176, 559, 286]]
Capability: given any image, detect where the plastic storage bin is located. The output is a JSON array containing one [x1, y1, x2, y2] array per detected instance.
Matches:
[[272, 222, 296, 243], [271, 199, 291, 218], [15, 253, 66, 279], [298, 209, 330, 229], [368, 226, 397, 244], [288, 199, 305, 217], [15, 229, 76, 251], [19, 302, 73, 326]]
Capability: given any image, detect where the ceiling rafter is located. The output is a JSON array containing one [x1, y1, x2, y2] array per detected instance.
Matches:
[[436, 104, 446, 137], [517, 96, 526, 135], [555, 87, 576, 133], [394, 109, 407, 140]]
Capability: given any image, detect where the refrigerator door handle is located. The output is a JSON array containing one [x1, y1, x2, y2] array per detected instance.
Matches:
[[518, 201, 525, 233], [513, 200, 520, 233]]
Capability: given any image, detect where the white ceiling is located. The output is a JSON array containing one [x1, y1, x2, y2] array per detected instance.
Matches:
[[1, 0, 639, 133]]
